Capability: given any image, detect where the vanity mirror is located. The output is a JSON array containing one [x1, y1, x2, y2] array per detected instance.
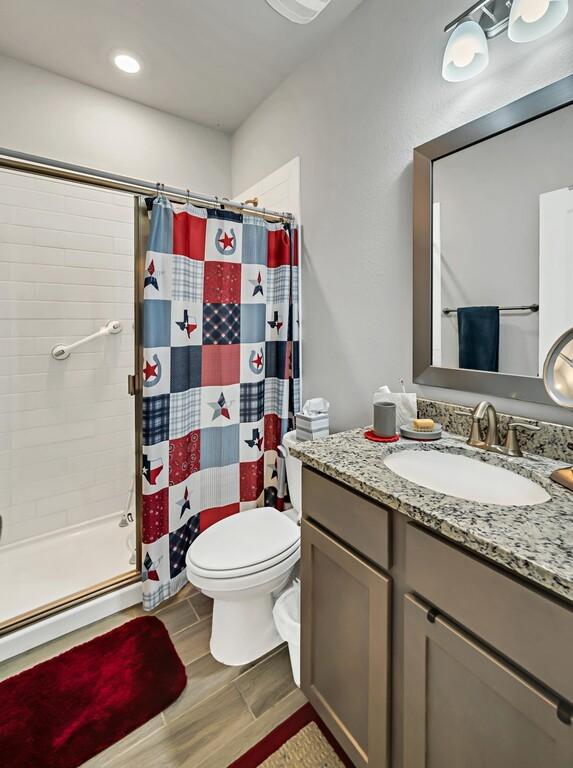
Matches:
[[413, 74, 573, 404]]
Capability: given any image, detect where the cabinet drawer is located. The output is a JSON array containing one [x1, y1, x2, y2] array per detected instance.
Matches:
[[406, 524, 573, 702], [302, 467, 391, 570]]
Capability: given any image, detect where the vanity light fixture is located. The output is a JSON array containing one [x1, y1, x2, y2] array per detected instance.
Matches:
[[265, 0, 332, 24], [442, 20, 489, 81], [508, 0, 569, 41], [443, 0, 569, 81]]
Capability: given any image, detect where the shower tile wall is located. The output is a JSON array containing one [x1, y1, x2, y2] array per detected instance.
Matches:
[[0, 169, 134, 545]]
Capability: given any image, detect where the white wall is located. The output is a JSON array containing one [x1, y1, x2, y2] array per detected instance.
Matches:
[[0, 54, 231, 194], [0, 168, 136, 545], [231, 0, 573, 429]]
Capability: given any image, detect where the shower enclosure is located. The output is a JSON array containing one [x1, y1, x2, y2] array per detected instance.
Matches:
[[0, 148, 295, 659], [0, 164, 144, 643]]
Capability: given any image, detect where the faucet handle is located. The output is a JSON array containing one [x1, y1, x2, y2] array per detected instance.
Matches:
[[507, 421, 541, 433], [503, 422, 541, 456]]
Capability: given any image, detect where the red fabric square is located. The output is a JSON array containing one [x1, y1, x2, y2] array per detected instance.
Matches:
[[204, 261, 241, 303], [173, 211, 206, 261], [200, 503, 240, 532], [264, 414, 282, 454], [142, 488, 169, 544], [240, 458, 264, 502], [291, 227, 299, 267], [267, 228, 291, 268], [169, 431, 200, 485], [201, 345, 240, 387]]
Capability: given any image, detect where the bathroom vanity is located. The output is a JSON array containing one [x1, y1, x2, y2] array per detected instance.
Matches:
[[292, 423, 573, 768]]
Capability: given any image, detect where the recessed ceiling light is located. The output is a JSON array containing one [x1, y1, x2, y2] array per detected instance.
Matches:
[[113, 53, 141, 74]]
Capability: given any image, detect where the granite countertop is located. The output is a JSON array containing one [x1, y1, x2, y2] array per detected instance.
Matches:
[[290, 428, 573, 603]]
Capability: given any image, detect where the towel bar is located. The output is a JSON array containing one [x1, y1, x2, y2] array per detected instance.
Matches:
[[442, 304, 539, 316]]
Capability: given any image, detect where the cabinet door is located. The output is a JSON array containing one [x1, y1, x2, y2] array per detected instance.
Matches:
[[301, 519, 391, 768], [403, 594, 573, 768]]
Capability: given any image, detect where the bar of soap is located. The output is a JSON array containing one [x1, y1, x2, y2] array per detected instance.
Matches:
[[412, 418, 435, 432]]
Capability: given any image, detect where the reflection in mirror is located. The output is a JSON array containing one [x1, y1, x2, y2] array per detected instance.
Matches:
[[431, 103, 573, 378]]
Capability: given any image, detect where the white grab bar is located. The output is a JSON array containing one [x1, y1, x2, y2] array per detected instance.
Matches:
[[51, 320, 122, 360]]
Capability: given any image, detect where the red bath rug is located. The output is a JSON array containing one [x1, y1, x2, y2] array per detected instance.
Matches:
[[0, 616, 186, 768], [229, 703, 354, 767]]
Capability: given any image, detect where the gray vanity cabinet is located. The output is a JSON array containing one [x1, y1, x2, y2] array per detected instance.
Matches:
[[403, 594, 573, 768], [300, 467, 573, 768], [301, 518, 391, 768]]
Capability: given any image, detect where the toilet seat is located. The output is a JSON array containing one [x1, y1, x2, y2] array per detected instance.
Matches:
[[186, 507, 300, 579], [187, 545, 300, 594], [188, 539, 300, 580]]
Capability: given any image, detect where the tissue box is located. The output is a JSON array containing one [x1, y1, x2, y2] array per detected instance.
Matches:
[[295, 412, 330, 441]]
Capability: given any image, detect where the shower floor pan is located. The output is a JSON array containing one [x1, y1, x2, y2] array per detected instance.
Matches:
[[0, 511, 135, 626]]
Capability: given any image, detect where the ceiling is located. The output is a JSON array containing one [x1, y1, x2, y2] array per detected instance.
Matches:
[[0, 0, 363, 133]]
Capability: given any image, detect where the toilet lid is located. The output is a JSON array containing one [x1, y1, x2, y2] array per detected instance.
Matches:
[[187, 508, 300, 572]]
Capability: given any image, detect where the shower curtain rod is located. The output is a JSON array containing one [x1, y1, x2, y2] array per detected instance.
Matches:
[[0, 147, 295, 223]]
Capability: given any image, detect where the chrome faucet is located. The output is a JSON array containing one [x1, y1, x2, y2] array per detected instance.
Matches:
[[460, 401, 540, 458]]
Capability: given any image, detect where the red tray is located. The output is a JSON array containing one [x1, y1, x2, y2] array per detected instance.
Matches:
[[364, 429, 399, 443]]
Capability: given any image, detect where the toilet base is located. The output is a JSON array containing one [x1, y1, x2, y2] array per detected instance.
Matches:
[[209, 592, 283, 666]]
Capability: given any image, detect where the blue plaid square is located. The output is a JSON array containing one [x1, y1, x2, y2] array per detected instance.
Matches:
[[169, 514, 200, 578], [170, 389, 201, 438], [143, 394, 170, 445], [265, 377, 289, 419], [267, 266, 290, 303], [292, 377, 301, 415], [172, 256, 204, 301], [203, 303, 240, 345], [240, 381, 265, 422]]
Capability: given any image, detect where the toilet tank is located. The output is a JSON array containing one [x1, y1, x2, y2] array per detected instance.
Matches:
[[282, 431, 302, 515]]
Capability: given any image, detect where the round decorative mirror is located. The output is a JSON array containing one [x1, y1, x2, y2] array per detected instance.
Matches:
[[543, 326, 573, 491], [543, 327, 573, 409]]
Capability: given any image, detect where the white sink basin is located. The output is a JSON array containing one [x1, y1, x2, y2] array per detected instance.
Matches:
[[384, 450, 551, 506]]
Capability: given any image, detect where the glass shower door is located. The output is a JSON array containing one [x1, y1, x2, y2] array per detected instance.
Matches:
[[0, 167, 139, 632]]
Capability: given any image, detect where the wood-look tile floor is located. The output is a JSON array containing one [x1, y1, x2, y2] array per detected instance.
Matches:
[[0, 585, 307, 768]]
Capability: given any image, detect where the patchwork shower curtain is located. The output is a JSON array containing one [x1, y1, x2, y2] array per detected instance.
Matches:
[[141, 195, 300, 609]]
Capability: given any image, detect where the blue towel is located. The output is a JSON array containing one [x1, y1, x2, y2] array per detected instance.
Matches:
[[457, 306, 499, 372]]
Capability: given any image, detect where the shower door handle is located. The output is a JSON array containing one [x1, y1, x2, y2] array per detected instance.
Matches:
[[128, 375, 137, 396]]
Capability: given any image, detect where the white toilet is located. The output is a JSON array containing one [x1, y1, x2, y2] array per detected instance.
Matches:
[[185, 433, 302, 666]]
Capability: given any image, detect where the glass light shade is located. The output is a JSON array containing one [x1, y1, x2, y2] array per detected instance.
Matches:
[[543, 327, 573, 408], [508, 0, 568, 42], [442, 20, 489, 82], [266, 0, 332, 24]]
